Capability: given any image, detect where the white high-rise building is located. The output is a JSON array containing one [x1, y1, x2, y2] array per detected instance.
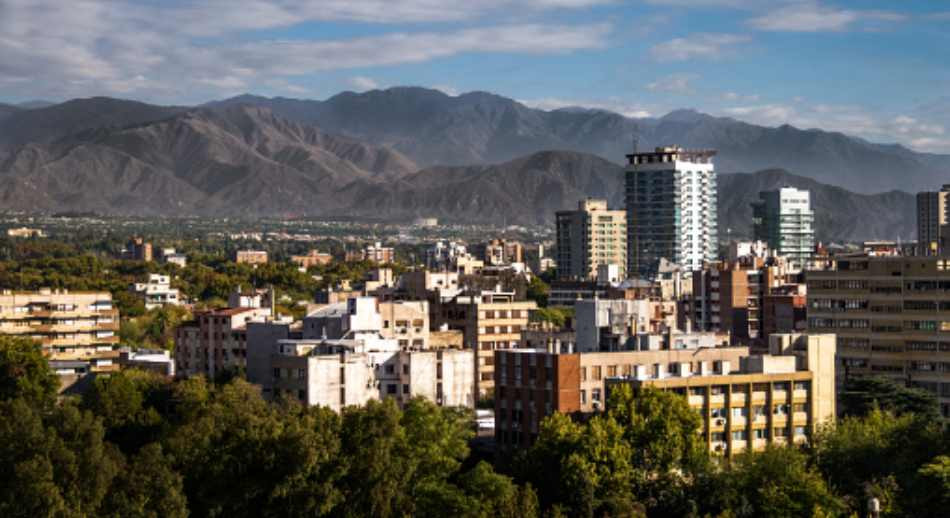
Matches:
[[625, 146, 718, 276], [751, 187, 815, 269]]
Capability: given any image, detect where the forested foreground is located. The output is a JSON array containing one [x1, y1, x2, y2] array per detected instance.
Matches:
[[1, 336, 948, 518]]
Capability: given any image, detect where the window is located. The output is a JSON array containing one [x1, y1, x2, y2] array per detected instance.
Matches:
[[774, 427, 788, 437], [731, 407, 747, 418], [592, 388, 602, 402], [385, 364, 395, 374], [731, 430, 747, 441], [403, 364, 409, 375], [580, 367, 587, 381], [273, 368, 280, 378], [793, 404, 807, 413], [580, 390, 587, 404], [711, 407, 727, 418], [794, 426, 807, 437], [773, 404, 789, 415], [793, 381, 810, 391], [711, 432, 725, 442], [592, 366, 602, 381], [403, 384, 410, 394], [753, 428, 768, 440], [387, 384, 397, 394]]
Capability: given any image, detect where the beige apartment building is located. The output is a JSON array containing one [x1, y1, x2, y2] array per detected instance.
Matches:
[[437, 290, 536, 399], [235, 250, 268, 265], [555, 198, 627, 280], [0, 289, 119, 359], [494, 343, 748, 449], [607, 334, 836, 456], [806, 255, 950, 417], [291, 250, 333, 268]]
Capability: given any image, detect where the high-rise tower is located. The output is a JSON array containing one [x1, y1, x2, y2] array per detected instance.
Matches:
[[751, 187, 815, 269], [625, 146, 717, 276]]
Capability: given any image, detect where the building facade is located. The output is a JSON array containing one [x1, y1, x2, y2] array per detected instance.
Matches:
[[494, 344, 749, 449], [235, 250, 268, 265], [751, 187, 815, 269], [291, 250, 333, 269], [555, 198, 627, 281], [437, 290, 536, 399], [130, 274, 181, 310], [605, 333, 836, 456], [625, 147, 717, 276], [174, 306, 273, 378], [917, 185, 950, 256], [806, 255, 950, 417]]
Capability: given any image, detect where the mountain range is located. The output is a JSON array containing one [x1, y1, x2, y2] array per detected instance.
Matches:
[[0, 87, 936, 241]]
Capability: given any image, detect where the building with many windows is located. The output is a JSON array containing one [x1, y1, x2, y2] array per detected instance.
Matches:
[[752, 187, 815, 269], [625, 147, 717, 276], [806, 255, 950, 417], [174, 306, 274, 378], [555, 198, 626, 280], [605, 333, 836, 456], [130, 274, 182, 310], [917, 185, 950, 256]]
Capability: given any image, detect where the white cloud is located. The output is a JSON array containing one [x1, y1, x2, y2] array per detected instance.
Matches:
[[720, 101, 950, 153], [0, 0, 611, 102], [722, 91, 760, 102], [647, 74, 696, 94], [748, 2, 905, 32], [348, 76, 380, 91], [650, 33, 749, 61]]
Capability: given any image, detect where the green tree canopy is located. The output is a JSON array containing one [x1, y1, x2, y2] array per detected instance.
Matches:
[[0, 336, 59, 408]]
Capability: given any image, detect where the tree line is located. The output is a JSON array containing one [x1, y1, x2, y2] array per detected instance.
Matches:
[[1, 335, 948, 517]]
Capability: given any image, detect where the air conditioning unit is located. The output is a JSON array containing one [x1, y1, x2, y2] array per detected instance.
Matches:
[[714, 444, 724, 452], [715, 418, 726, 426]]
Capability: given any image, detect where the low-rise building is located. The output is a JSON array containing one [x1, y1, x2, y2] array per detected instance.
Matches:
[[125, 237, 153, 262], [6, 227, 46, 238], [574, 298, 677, 352], [346, 242, 395, 263], [291, 250, 333, 269], [130, 274, 182, 310], [235, 250, 268, 265], [118, 348, 176, 377]]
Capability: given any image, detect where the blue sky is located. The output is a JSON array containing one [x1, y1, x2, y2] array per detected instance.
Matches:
[[2, 0, 949, 152]]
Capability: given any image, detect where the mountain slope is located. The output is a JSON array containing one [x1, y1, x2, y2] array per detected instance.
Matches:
[[0, 97, 187, 150], [0, 105, 417, 216], [210, 87, 949, 194], [718, 170, 916, 242]]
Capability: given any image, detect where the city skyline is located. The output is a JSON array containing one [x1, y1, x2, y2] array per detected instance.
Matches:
[[1, 1, 949, 152]]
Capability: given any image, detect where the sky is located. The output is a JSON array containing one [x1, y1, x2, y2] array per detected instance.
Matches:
[[1, 0, 949, 152]]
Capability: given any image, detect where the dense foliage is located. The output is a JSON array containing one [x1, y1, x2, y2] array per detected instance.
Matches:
[[1, 340, 948, 517]]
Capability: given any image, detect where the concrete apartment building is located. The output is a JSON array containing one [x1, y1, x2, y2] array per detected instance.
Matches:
[[494, 341, 749, 449], [437, 290, 537, 399], [574, 298, 678, 352], [248, 296, 475, 410], [556, 198, 627, 281], [806, 255, 950, 417], [291, 250, 333, 269], [605, 333, 836, 456], [917, 185, 950, 256], [475, 239, 525, 266], [235, 250, 268, 265], [130, 274, 182, 310], [625, 147, 718, 276], [347, 242, 395, 264], [0, 289, 120, 386], [174, 306, 273, 378], [687, 256, 789, 345], [752, 187, 815, 269], [125, 237, 153, 262]]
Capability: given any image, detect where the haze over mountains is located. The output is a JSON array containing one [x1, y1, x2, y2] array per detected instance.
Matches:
[[0, 87, 940, 241]]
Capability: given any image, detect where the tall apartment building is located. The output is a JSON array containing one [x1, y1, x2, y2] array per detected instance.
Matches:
[[437, 290, 537, 399], [494, 341, 749, 449], [555, 198, 627, 280], [0, 289, 120, 385], [605, 333, 836, 456], [625, 147, 718, 276], [688, 257, 784, 344], [806, 255, 950, 417], [574, 298, 678, 352], [917, 185, 950, 256], [174, 306, 274, 378], [751, 187, 815, 268]]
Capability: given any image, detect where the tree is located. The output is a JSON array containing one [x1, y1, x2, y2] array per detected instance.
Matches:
[[0, 335, 59, 408], [526, 276, 550, 307], [101, 443, 188, 518], [811, 409, 946, 516], [699, 446, 845, 518], [81, 370, 169, 454], [840, 376, 939, 419]]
